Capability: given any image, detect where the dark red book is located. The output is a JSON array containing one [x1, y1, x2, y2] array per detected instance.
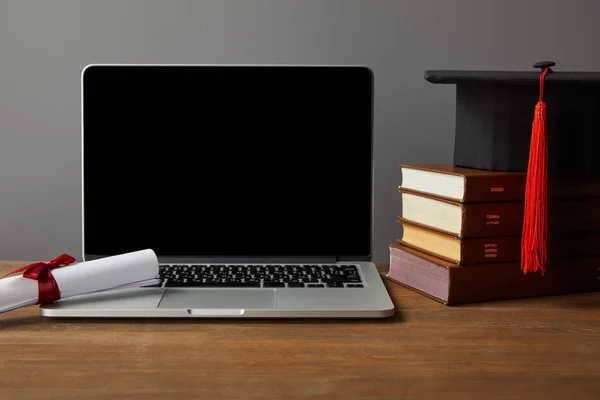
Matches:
[[399, 163, 600, 203], [399, 189, 600, 238], [397, 219, 600, 265], [387, 243, 600, 306]]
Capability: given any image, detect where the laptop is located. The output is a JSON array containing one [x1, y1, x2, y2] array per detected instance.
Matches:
[[40, 64, 395, 318]]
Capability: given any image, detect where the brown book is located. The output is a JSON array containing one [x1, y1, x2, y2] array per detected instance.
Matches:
[[398, 219, 600, 265], [399, 189, 600, 238], [399, 163, 600, 203], [387, 243, 600, 306]]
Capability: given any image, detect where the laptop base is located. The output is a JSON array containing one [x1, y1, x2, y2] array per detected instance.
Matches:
[[40, 262, 395, 319]]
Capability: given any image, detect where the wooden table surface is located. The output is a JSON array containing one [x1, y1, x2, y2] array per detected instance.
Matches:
[[1, 261, 599, 400]]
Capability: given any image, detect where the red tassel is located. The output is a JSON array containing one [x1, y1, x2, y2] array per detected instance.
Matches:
[[521, 67, 550, 275]]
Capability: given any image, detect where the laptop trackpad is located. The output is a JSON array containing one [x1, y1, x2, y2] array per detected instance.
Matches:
[[158, 289, 276, 309]]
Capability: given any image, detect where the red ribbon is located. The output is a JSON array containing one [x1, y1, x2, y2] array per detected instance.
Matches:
[[1, 254, 76, 304]]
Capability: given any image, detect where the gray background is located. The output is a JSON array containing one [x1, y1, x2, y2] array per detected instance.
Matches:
[[1, 0, 599, 262]]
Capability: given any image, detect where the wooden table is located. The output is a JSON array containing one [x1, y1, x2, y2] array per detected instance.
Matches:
[[1, 261, 599, 400]]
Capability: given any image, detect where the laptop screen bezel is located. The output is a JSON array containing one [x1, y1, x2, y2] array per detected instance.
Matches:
[[81, 64, 374, 263]]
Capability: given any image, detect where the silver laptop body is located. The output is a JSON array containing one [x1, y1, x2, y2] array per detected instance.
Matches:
[[40, 64, 395, 318]]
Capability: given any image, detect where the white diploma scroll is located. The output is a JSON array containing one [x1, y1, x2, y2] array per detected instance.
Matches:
[[0, 249, 159, 314]]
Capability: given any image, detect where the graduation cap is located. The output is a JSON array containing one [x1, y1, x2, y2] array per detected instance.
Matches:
[[425, 62, 600, 276]]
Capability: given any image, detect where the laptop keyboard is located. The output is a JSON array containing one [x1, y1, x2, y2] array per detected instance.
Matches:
[[148, 264, 364, 288]]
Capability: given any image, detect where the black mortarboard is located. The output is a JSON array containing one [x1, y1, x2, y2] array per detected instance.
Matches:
[[425, 62, 600, 276], [425, 62, 600, 175]]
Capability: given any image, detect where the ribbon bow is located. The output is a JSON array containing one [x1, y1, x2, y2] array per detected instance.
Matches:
[[2, 254, 76, 304]]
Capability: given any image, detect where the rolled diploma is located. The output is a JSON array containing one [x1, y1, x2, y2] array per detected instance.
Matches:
[[0, 277, 38, 313], [0, 249, 159, 314]]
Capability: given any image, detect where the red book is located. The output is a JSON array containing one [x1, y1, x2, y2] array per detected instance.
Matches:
[[397, 219, 600, 265], [387, 243, 600, 306], [399, 163, 600, 203]]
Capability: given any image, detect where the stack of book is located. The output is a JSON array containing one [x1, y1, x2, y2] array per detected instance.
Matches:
[[387, 164, 600, 305]]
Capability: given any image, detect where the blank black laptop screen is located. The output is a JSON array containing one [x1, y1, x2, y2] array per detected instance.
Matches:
[[83, 65, 373, 258]]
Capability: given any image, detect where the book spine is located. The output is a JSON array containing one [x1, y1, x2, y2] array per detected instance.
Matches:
[[400, 233, 600, 265], [460, 236, 521, 264], [460, 198, 600, 238], [462, 174, 526, 203], [460, 234, 600, 264], [389, 241, 600, 306], [460, 202, 524, 237], [446, 260, 600, 305]]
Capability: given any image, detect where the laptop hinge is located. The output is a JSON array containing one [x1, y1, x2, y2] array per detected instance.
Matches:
[[85, 254, 339, 264], [154, 256, 340, 264]]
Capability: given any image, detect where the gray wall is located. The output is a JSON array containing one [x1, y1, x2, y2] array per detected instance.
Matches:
[[1, 0, 599, 262]]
